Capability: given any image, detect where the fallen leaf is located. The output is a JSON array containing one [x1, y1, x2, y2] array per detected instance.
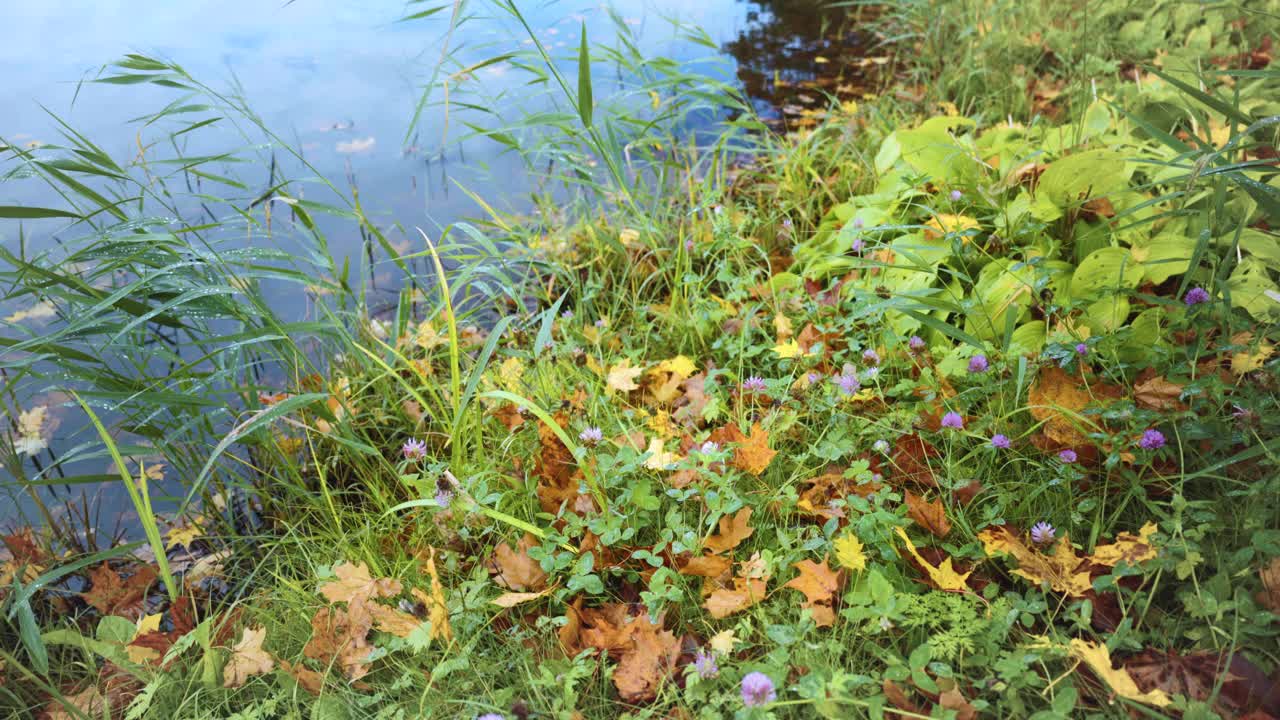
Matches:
[[1125, 648, 1280, 717], [923, 214, 981, 240], [890, 434, 941, 486], [1063, 637, 1171, 708], [834, 532, 867, 572], [13, 406, 50, 456], [280, 660, 325, 695], [905, 491, 952, 538], [655, 355, 697, 378], [4, 299, 57, 324], [894, 527, 970, 592], [419, 547, 452, 642], [708, 629, 738, 655], [1027, 366, 1110, 447], [606, 360, 643, 392], [491, 590, 552, 607], [81, 563, 157, 618], [318, 562, 403, 605], [731, 423, 776, 476], [772, 339, 803, 359], [489, 534, 548, 591], [1089, 523, 1159, 567], [1258, 557, 1280, 612], [612, 612, 681, 702], [704, 508, 754, 555], [165, 519, 203, 552], [1230, 331, 1274, 376], [679, 554, 733, 578], [303, 606, 374, 681], [672, 373, 709, 427], [642, 437, 682, 470], [1134, 374, 1186, 411], [223, 627, 275, 687], [783, 558, 842, 627], [979, 526, 1092, 596], [704, 576, 768, 618]]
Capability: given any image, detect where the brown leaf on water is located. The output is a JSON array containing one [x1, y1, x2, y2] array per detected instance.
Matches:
[[704, 507, 754, 555], [783, 558, 842, 627], [1258, 557, 1280, 612], [1134, 372, 1186, 411], [904, 491, 952, 538], [489, 534, 548, 591], [223, 627, 275, 688], [81, 563, 157, 619], [318, 562, 402, 605]]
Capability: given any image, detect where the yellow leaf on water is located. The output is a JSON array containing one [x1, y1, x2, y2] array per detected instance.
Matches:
[[894, 527, 970, 592], [834, 532, 867, 572], [165, 521, 203, 552], [4, 300, 57, 324], [14, 406, 50, 456]]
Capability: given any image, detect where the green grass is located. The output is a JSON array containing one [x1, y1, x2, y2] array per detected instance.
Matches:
[[2, 1, 1280, 718]]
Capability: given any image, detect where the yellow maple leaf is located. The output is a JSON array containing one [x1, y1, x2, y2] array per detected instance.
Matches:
[[13, 406, 49, 456], [419, 547, 453, 642], [772, 339, 802, 359], [606, 360, 643, 392], [708, 629, 738, 656], [1231, 332, 1274, 376], [642, 437, 682, 470], [223, 627, 275, 688], [1089, 523, 1159, 568], [498, 356, 525, 391], [166, 519, 204, 552], [1050, 637, 1171, 708], [773, 313, 793, 341], [894, 527, 970, 592], [923, 214, 981, 240], [834, 532, 867, 572], [655, 355, 697, 378]]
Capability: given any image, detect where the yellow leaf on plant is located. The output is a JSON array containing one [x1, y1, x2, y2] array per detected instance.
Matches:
[[606, 360, 643, 392], [834, 532, 867, 572], [894, 527, 970, 592]]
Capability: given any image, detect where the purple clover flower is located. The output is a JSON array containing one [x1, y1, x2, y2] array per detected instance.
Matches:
[[909, 335, 926, 352], [1058, 449, 1077, 464], [852, 217, 865, 230], [806, 371, 822, 385], [699, 441, 720, 455], [941, 411, 964, 429], [990, 434, 1011, 449], [1030, 521, 1056, 544], [402, 438, 427, 460], [693, 650, 719, 679], [863, 349, 881, 366], [950, 189, 963, 202], [477, 715, 505, 720], [968, 354, 989, 373], [684, 238, 695, 251], [1075, 343, 1088, 356], [435, 488, 454, 508], [1139, 429, 1166, 450], [561, 309, 574, 319], [742, 376, 768, 393], [834, 371, 861, 395], [741, 672, 777, 707], [873, 439, 890, 453], [851, 237, 866, 253], [1184, 287, 1211, 306], [578, 427, 603, 445]]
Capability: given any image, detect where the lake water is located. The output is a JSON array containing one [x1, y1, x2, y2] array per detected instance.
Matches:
[[0, 0, 857, 534]]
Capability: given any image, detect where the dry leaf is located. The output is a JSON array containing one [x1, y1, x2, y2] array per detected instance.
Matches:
[[655, 355, 696, 378], [894, 527, 970, 592], [704, 508, 754, 555], [489, 534, 548, 591], [679, 554, 733, 578], [318, 562, 402, 605], [1230, 332, 1275, 376], [606, 360, 643, 392], [1134, 374, 1185, 411], [979, 526, 1092, 596], [905, 491, 952, 538], [1062, 637, 1172, 708], [1027, 366, 1105, 447], [491, 590, 552, 607], [419, 547, 452, 642], [365, 602, 422, 638], [783, 558, 842, 626], [303, 606, 374, 681], [672, 373, 709, 427], [223, 627, 275, 687], [1090, 523, 1159, 568], [1258, 557, 1280, 612], [642, 437, 682, 470], [81, 563, 157, 618], [709, 629, 738, 655], [704, 576, 768, 618], [280, 660, 325, 695], [14, 406, 50, 456], [612, 613, 681, 702]]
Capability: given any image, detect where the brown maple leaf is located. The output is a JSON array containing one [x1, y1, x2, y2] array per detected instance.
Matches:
[[678, 554, 733, 578], [905, 490, 952, 538], [1027, 366, 1121, 448], [280, 660, 326, 695], [318, 562, 403, 605], [611, 612, 681, 702], [492, 402, 525, 431], [704, 576, 768, 618], [797, 471, 884, 520], [890, 434, 941, 487], [672, 373, 709, 427], [703, 507, 754, 555], [489, 534, 549, 591], [1133, 372, 1186, 411], [81, 563, 157, 619], [783, 558, 842, 627], [304, 605, 375, 681], [732, 423, 777, 475]]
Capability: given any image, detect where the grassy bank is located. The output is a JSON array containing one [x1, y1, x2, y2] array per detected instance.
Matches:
[[3, 1, 1280, 718]]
